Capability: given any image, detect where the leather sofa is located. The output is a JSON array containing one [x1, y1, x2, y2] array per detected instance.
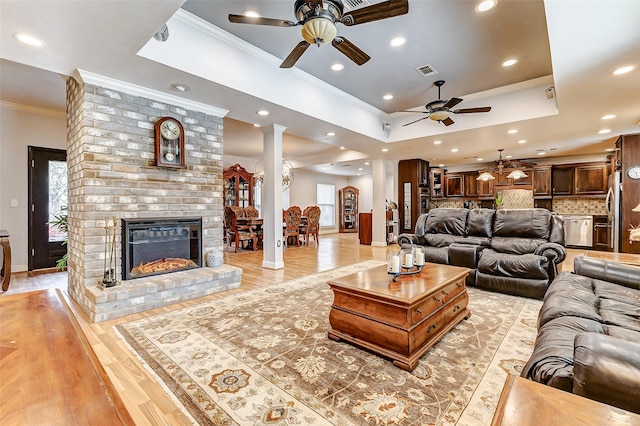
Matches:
[[521, 256, 640, 414], [397, 208, 566, 299]]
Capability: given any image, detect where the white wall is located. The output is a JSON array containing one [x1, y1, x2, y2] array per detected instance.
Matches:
[[0, 104, 67, 271]]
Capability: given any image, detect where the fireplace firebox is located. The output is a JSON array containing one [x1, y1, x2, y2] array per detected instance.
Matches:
[[121, 217, 202, 280]]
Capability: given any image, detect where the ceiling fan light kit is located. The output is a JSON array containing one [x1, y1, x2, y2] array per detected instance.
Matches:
[[301, 18, 337, 45]]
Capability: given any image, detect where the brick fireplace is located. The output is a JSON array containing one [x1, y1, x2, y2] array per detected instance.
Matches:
[[66, 71, 241, 321]]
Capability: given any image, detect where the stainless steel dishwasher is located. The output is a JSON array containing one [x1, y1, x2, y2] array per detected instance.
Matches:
[[564, 215, 593, 247]]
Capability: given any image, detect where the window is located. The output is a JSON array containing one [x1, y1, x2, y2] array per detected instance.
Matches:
[[317, 183, 335, 227]]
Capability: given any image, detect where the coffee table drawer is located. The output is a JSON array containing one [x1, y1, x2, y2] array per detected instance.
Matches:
[[410, 277, 466, 325], [411, 291, 469, 349]]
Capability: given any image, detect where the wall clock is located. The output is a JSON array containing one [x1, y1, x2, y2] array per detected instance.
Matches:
[[154, 116, 185, 168], [627, 165, 640, 180]]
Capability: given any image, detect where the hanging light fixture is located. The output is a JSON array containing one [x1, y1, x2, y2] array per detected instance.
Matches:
[[477, 149, 529, 181], [255, 158, 295, 191]]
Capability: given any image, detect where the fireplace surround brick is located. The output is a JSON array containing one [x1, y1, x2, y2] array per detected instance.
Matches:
[[66, 74, 240, 321]]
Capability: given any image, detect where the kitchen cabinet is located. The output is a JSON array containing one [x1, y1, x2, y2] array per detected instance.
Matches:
[[223, 163, 254, 208], [512, 168, 533, 186], [592, 215, 610, 251], [398, 159, 429, 233], [552, 166, 574, 195], [339, 186, 359, 233], [477, 177, 494, 198], [464, 172, 478, 198], [615, 134, 640, 254], [534, 199, 553, 211], [574, 163, 609, 195], [445, 173, 464, 197], [430, 168, 445, 199], [533, 166, 552, 197]]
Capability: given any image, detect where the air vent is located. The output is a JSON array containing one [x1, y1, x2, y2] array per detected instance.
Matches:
[[416, 64, 438, 78], [342, 0, 386, 12]]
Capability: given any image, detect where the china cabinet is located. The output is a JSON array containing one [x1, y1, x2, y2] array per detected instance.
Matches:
[[339, 186, 359, 233], [223, 164, 254, 208]]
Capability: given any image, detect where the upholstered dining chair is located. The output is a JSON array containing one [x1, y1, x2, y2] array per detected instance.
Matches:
[[245, 205, 259, 218], [224, 206, 256, 252], [283, 205, 302, 247], [300, 205, 321, 246]]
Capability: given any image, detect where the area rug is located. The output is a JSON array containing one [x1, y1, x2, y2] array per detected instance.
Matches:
[[116, 261, 542, 425]]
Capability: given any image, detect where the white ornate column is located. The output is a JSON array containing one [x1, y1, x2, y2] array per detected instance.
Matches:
[[260, 124, 286, 269]]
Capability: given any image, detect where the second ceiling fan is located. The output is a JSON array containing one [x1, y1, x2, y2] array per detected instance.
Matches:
[[228, 0, 409, 68], [402, 80, 492, 127]]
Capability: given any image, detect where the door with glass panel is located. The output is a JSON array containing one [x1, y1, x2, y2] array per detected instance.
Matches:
[[28, 147, 67, 270]]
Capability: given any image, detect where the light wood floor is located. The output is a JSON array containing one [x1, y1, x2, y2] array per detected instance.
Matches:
[[1, 234, 591, 425]]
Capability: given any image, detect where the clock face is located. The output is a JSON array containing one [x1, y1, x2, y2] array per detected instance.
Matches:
[[160, 119, 181, 140], [627, 165, 640, 180]]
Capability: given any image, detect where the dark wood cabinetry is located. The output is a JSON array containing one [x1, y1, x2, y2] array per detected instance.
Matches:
[[552, 166, 574, 195], [464, 173, 478, 198], [574, 163, 609, 195], [533, 166, 552, 197], [339, 186, 359, 233], [399, 159, 429, 233], [593, 215, 610, 251], [477, 178, 495, 198], [445, 173, 464, 197], [430, 168, 444, 199], [616, 134, 640, 254], [224, 164, 254, 208]]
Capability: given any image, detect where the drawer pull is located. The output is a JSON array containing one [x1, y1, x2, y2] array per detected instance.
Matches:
[[434, 297, 441, 303], [427, 324, 436, 333], [416, 309, 422, 314], [457, 282, 463, 288], [443, 291, 449, 297], [453, 305, 460, 313]]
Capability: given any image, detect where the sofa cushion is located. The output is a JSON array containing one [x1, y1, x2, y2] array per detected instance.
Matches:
[[425, 233, 458, 248], [478, 249, 548, 279], [490, 237, 548, 255], [599, 298, 640, 332], [422, 246, 449, 264], [425, 208, 468, 236], [467, 208, 495, 238], [538, 272, 601, 328], [493, 208, 551, 239]]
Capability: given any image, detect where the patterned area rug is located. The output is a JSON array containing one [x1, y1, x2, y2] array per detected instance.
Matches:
[[116, 261, 541, 425]]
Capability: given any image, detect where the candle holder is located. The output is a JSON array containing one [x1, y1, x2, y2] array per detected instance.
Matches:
[[388, 263, 424, 282]]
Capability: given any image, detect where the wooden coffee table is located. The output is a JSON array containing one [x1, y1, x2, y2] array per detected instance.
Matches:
[[327, 263, 470, 371]]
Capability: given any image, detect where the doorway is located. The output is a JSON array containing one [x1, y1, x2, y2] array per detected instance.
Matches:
[[28, 146, 67, 270]]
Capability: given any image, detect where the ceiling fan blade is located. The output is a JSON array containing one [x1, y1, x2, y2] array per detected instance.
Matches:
[[443, 97, 463, 109], [341, 0, 409, 26], [280, 41, 310, 68], [332, 37, 370, 65], [402, 116, 430, 127], [453, 107, 492, 114], [228, 14, 296, 27], [400, 110, 429, 114], [442, 117, 455, 126]]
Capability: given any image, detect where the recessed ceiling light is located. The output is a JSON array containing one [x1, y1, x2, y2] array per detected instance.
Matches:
[[438, 164, 445, 167], [612, 65, 635, 75], [326, 132, 335, 136], [253, 123, 261, 127], [475, 0, 497, 13], [13, 32, 43, 46], [382, 94, 394, 100], [538, 151, 546, 155], [257, 110, 269, 116], [340, 146, 345, 150], [382, 148, 389, 152], [451, 148, 459, 153], [601, 114, 616, 120], [389, 36, 406, 47], [507, 129, 518, 134], [358, 168, 363, 171], [505, 155, 513, 159], [598, 129, 611, 134], [518, 139, 527, 144], [433, 140, 442, 145], [477, 158, 484, 161], [330, 63, 344, 71], [364, 162, 370, 165], [243, 10, 261, 18], [502, 58, 518, 67], [170, 83, 189, 92], [605, 148, 616, 152]]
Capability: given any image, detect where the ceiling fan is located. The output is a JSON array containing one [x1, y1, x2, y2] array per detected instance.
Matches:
[[228, 0, 409, 68], [402, 80, 492, 127]]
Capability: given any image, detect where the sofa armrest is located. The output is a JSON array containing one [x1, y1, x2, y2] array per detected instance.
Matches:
[[573, 333, 640, 414], [534, 242, 566, 265], [573, 256, 640, 290], [397, 233, 426, 246]]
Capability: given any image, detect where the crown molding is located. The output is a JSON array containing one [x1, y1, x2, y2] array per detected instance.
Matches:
[[0, 100, 65, 118], [73, 69, 229, 118]]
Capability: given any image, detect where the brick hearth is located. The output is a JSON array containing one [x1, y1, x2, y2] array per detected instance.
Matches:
[[65, 71, 241, 321]]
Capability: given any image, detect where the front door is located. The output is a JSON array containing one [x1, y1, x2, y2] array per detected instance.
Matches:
[[28, 146, 67, 270]]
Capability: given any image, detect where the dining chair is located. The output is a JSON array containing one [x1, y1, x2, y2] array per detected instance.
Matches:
[[245, 205, 259, 218], [300, 205, 321, 246], [283, 205, 302, 247], [224, 206, 256, 252]]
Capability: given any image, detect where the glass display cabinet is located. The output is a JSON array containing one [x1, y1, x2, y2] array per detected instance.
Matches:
[[223, 164, 254, 208], [339, 186, 359, 233]]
